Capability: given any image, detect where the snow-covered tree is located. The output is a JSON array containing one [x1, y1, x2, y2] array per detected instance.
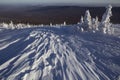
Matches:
[[27, 23, 31, 28], [95, 17, 99, 30], [1, 22, 8, 28], [92, 16, 99, 31], [9, 21, 14, 29], [63, 21, 66, 26], [101, 5, 112, 23], [50, 22, 52, 26], [99, 5, 113, 34], [83, 10, 92, 31], [78, 16, 84, 31], [80, 16, 84, 23]]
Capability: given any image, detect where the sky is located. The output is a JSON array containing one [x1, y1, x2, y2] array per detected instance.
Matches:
[[0, 0, 120, 5]]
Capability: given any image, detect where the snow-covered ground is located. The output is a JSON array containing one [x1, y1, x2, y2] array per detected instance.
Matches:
[[0, 25, 120, 80], [112, 24, 120, 37]]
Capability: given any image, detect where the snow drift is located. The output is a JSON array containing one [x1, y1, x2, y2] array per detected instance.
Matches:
[[0, 26, 120, 80], [0, 5, 120, 80]]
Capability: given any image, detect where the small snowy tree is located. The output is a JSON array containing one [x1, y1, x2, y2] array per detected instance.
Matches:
[[83, 10, 92, 31], [2, 22, 8, 28], [9, 21, 15, 29], [78, 16, 84, 31], [50, 22, 52, 26], [63, 21, 66, 26], [99, 5, 113, 34], [80, 16, 84, 23], [92, 16, 99, 31], [27, 23, 31, 28], [95, 17, 99, 30]]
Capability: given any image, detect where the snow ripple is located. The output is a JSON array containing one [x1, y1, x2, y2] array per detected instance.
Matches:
[[0, 27, 120, 80]]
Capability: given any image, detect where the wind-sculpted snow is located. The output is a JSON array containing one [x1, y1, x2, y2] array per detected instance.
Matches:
[[0, 26, 120, 80]]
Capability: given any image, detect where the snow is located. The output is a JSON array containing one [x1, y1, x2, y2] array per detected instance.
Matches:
[[0, 5, 120, 80], [0, 25, 120, 80], [0, 39, 20, 50]]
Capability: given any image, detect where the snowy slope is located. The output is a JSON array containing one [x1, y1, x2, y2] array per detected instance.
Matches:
[[0, 26, 120, 80]]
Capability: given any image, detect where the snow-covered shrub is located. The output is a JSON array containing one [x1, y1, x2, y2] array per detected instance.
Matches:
[[0, 22, 9, 29]]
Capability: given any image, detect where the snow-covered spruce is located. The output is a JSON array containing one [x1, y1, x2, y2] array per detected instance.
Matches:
[[99, 5, 113, 34], [92, 17, 99, 31], [77, 5, 114, 34], [83, 10, 92, 31]]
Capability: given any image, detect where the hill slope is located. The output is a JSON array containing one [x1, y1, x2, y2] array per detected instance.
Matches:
[[0, 26, 120, 80]]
